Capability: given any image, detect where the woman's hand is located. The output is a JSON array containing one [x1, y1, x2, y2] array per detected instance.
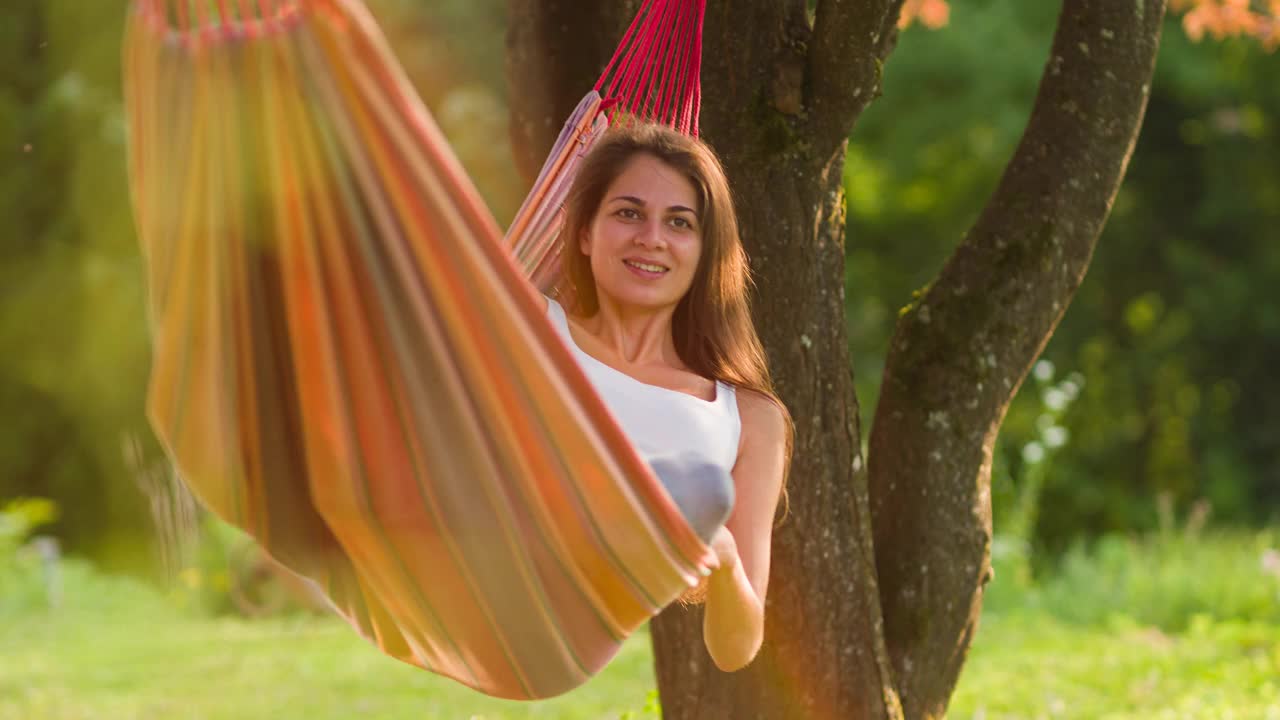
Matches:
[[701, 524, 762, 672]]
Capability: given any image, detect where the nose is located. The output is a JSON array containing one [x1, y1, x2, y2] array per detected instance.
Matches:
[[634, 219, 666, 250]]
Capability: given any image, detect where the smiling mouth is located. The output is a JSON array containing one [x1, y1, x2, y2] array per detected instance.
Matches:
[[623, 259, 669, 274]]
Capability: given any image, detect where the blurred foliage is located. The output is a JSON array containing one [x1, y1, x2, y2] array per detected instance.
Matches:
[[0, 497, 59, 564], [0, 0, 511, 572], [1, 0, 1276, 571], [986, 496, 1280, 632], [0, 497, 59, 543], [907, 0, 1280, 50], [1034, 527, 1280, 631], [850, 1, 1280, 557], [0, 496, 60, 613], [164, 514, 325, 619]]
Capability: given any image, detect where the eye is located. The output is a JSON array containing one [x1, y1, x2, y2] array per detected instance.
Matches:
[[615, 207, 641, 220], [669, 216, 696, 231]]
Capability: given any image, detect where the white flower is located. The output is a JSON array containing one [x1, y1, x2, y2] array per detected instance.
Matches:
[[1044, 426, 1069, 449], [1043, 388, 1069, 412], [1034, 360, 1055, 382]]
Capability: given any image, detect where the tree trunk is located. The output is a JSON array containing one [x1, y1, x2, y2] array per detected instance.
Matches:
[[507, 1, 1165, 718], [645, 2, 912, 717], [869, 2, 1166, 716]]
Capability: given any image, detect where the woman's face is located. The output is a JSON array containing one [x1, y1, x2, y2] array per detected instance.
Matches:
[[581, 153, 703, 311]]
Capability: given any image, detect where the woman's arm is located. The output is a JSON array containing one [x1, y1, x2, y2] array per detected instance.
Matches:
[[702, 391, 788, 671]]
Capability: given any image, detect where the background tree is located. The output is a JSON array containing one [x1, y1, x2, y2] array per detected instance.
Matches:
[[508, 2, 1166, 718], [847, 0, 1280, 555]]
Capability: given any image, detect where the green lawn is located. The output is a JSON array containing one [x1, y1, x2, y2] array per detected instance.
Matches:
[[950, 611, 1280, 719], [1, 563, 657, 720], [2, 562, 1278, 719]]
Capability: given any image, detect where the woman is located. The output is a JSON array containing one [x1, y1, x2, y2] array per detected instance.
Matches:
[[534, 123, 792, 672]]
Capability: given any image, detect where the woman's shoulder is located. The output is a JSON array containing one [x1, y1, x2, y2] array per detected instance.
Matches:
[[729, 387, 789, 515], [733, 388, 789, 445]]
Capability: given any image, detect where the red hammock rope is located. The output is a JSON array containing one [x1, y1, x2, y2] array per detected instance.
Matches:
[[594, 0, 706, 136], [151, 0, 705, 131]]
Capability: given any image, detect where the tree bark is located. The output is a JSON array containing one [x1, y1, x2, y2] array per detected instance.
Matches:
[[506, 0, 1165, 718], [505, 2, 638, 180], [869, 1, 1167, 717]]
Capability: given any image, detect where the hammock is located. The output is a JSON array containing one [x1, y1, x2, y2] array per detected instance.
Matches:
[[125, 0, 708, 700]]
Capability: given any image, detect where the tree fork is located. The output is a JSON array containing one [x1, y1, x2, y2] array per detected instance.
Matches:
[[507, 0, 1165, 718], [868, 1, 1167, 718]]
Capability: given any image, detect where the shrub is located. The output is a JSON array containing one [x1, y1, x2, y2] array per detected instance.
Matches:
[[0, 497, 61, 614], [1035, 527, 1280, 631]]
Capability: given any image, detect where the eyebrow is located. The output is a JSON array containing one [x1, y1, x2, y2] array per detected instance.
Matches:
[[610, 195, 699, 217]]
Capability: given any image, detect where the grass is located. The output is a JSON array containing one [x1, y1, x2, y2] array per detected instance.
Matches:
[[949, 610, 1280, 719], [1033, 529, 1280, 631], [0, 564, 657, 720], [3, 529, 1279, 719]]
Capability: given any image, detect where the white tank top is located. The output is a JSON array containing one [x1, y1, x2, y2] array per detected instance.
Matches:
[[546, 298, 742, 473]]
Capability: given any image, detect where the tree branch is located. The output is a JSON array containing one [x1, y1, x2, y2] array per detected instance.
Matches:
[[806, 0, 907, 152], [869, 1, 1167, 717]]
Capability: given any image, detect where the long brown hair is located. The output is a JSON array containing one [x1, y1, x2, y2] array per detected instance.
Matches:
[[560, 122, 794, 491]]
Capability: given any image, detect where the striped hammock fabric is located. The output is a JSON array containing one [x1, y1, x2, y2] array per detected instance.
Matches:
[[124, 0, 712, 700]]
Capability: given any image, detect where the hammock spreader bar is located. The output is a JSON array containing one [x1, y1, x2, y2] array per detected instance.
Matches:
[[125, 0, 713, 700]]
